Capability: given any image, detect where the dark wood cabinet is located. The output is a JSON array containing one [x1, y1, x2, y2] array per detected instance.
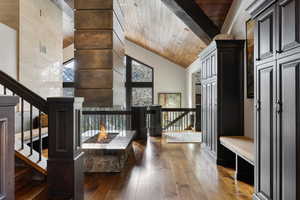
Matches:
[[200, 40, 244, 165], [277, 0, 300, 58], [276, 56, 300, 200], [255, 4, 276, 64], [248, 1, 300, 199], [255, 62, 276, 200]]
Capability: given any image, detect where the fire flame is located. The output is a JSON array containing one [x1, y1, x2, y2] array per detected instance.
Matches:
[[97, 123, 108, 142]]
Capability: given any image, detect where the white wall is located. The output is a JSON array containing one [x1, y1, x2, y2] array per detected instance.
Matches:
[[186, 58, 200, 108], [0, 23, 17, 79], [185, 0, 255, 138], [125, 40, 187, 107]]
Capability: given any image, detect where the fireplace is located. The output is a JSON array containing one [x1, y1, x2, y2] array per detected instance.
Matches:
[[81, 123, 135, 173]]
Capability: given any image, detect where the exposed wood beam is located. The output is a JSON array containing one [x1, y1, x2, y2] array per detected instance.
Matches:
[[161, 0, 220, 44]]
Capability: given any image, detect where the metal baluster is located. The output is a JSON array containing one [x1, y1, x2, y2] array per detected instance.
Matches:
[[30, 104, 33, 156], [186, 112, 189, 130], [38, 111, 42, 161], [21, 98, 24, 149]]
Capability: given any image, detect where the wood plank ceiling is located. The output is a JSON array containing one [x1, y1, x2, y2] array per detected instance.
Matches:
[[62, 0, 233, 68], [195, 0, 233, 29]]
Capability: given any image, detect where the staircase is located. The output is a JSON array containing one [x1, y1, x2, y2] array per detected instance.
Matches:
[[0, 70, 85, 199], [0, 70, 48, 175], [15, 164, 48, 200]]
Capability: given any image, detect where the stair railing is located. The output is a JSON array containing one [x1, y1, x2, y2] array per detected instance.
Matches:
[[0, 70, 47, 163], [0, 70, 84, 199]]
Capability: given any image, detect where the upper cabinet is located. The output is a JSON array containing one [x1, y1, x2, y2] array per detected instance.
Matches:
[[255, 4, 276, 64], [250, 0, 300, 65], [277, 0, 300, 58]]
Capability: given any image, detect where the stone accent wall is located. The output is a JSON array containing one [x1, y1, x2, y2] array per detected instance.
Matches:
[[74, 0, 126, 107]]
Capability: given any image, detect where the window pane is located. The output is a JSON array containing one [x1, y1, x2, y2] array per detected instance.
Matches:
[[132, 88, 152, 106], [63, 60, 75, 82], [132, 60, 152, 82], [63, 88, 74, 97]]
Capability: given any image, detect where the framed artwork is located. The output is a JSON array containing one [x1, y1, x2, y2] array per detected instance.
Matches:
[[246, 19, 255, 98], [158, 93, 181, 108]]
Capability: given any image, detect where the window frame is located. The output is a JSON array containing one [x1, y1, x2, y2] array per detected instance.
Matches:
[[125, 56, 154, 108]]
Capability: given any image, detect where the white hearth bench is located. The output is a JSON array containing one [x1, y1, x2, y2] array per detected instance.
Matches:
[[220, 136, 254, 184]]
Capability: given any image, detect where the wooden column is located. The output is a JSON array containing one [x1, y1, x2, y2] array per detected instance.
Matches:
[[149, 105, 162, 137], [131, 106, 147, 141], [195, 104, 201, 131], [47, 97, 84, 200], [74, 0, 125, 107], [0, 96, 19, 200]]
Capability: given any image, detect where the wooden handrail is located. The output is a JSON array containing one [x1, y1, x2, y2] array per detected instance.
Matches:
[[0, 70, 48, 113]]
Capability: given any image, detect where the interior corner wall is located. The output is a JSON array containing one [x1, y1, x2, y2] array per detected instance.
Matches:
[[185, 0, 255, 139], [125, 40, 187, 107], [0, 23, 17, 79], [186, 58, 200, 108], [19, 0, 63, 99]]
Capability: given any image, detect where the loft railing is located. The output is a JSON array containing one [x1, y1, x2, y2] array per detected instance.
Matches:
[[0, 70, 84, 199], [81, 109, 132, 137], [161, 108, 196, 132]]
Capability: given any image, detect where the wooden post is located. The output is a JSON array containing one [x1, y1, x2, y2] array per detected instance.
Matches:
[[149, 105, 162, 137], [47, 97, 84, 200], [0, 96, 19, 200], [131, 106, 147, 140], [195, 104, 201, 131]]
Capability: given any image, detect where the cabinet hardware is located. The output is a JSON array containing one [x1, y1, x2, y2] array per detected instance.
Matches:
[[255, 100, 261, 111], [276, 99, 282, 114]]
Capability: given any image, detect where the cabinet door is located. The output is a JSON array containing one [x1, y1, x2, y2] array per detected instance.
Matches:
[[211, 53, 217, 76], [202, 61, 207, 80], [206, 57, 211, 78], [255, 5, 276, 64], [277, 58, 300, 200], [207, 83, 212, 149], [255, 62, 276, 200], [211, 81, 217, 154], [277, 0, 300, 58], [201, 84, 207, 144]]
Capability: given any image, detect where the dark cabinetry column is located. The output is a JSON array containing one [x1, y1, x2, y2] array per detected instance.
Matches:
[[149, 105, 162, 137], [195, 104, 201, 132], [0, 96, 18, 200], [47, 97, 84, 200], [131, 106, 147, 140]]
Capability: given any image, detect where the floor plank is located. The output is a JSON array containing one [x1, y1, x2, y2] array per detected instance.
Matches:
[[84, 137, 254, 200]]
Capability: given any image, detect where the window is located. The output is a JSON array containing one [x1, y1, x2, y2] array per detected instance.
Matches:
[[63, 59, 75, 96], [126, 56, 154, 107]]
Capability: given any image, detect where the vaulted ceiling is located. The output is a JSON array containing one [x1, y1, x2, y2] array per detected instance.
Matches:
[[61, 0, 233, 68]]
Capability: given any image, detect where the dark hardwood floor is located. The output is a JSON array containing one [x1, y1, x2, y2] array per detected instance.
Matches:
[[84, 137, 254, 200]]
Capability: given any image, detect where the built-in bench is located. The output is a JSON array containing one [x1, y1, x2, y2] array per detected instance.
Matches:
[[220, 136, 254, 184]]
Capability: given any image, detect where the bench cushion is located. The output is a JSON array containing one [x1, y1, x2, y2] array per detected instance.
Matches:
[[220, 136, 254, 164]]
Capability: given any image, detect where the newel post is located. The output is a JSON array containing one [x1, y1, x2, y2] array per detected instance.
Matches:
[[149, 105, 162, 137], [195, 104, 201, 132], [131, 106, 147, 140], [47, 97, 84, 200], [0, 96, 18, 200]]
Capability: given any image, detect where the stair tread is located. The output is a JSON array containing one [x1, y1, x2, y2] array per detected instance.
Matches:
[[16, 181, 47, 200], [15, 139, 47, 175], [15, 166, 31, 178]]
